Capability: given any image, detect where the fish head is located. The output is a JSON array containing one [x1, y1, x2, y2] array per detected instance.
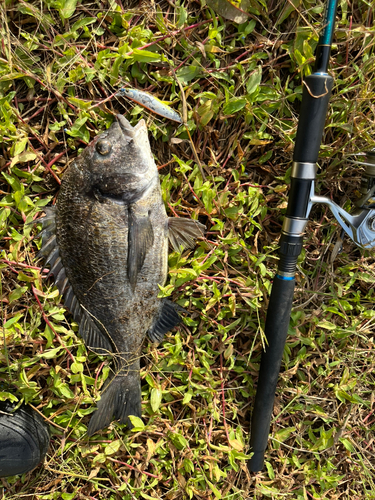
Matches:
[[74, 115, 158, 204]]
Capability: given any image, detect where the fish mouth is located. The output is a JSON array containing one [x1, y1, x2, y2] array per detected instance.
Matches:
[[117, 114, 135, 138], [90, 115, 153, 205], [116, 114, 147, 140]]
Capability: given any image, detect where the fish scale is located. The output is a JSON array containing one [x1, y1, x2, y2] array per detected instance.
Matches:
[[36, 115, 206, 434]]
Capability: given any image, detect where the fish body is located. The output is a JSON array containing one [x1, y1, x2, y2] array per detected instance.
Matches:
[[118, 88, 183, 123], [37, 115, 204, 434]]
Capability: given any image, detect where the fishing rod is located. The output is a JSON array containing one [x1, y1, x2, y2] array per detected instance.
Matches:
[[250, 0, 375, 472], [248, 0, 339, 472]]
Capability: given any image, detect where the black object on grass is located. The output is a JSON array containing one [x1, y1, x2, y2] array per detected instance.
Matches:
[[0, 401, 50, 477]]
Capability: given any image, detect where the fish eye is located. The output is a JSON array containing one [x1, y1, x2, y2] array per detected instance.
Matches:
[[96, 140, 112, 156]]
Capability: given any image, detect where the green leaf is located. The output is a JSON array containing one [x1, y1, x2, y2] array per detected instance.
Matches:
[[223, 97, 247, 115], [169, 431, 188, 450], [317, 320, 336, 330], [42, 325, 55, 349], [176, 3, 188, 27], [12, 137, 28, 156], [274, 426, 296, 442], [207, 479, 222, 499], [4, 313, 23, 328], [176, 65, 201, 85], [62, 494, 76, 500], [58, 384, 75, 399], [92, 453, 107, 464], [259, 150, 272, 164], [8, 286, 28, 304], [128, 415, 145, 431], [339, 437, 355, 452], [66, 116, 90, 143], [150, 387, 162, 412], [182, 389, 193, 405], [67, 97, 92, 110], [104, 440, 122, 455], [0, 392, 19, 402], [197, 100, 216, 126], [140, 493, 160, 500], [2, 172, 22, 192], [59, 0, 78, 19], [246, 67, 262, 94], [71, 362, 83, 373], [265, 461, 275, 479], [39, 347, 63, 359], [132, 49, 161, 63], [71, 17, 96, 32], [294, 48, 305, 67]]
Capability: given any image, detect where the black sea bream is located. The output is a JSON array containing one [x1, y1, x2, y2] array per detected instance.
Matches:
[[37, 115, 205, 435]]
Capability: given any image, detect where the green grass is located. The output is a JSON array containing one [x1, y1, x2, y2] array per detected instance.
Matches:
[[1, 0, 375, 498]]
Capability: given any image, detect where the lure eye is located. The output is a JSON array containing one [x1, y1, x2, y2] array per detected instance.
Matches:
[[96, 140, 112, 156]]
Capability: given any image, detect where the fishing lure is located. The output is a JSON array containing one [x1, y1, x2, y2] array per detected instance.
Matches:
[[118, 88, 182, 124]]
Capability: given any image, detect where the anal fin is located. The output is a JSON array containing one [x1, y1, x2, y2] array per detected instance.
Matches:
[[79, 309, 113, 355], [148, 300, 185, 343]]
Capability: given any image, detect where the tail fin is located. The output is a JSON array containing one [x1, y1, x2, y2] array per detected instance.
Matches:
[[87, 360, 141, 436]]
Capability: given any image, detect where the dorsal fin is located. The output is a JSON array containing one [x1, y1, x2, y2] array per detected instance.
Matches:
[[35, 208, 113, 354]]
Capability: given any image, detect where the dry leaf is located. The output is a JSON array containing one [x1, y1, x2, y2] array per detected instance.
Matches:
[[207, 0, 250, 24]]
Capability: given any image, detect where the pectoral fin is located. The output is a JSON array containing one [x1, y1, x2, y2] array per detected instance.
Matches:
[[128, 207, 154, 290], [148, 300, 186, 343], [168, 218, 206, 252]]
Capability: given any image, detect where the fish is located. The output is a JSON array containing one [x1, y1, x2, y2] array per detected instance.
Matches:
[[36, 115, 205, 435], [118, 88, 183, 124]]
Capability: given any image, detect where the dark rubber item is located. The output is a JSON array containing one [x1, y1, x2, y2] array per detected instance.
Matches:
[[249, 276, 296, 472], [0, 401, 50, 477]]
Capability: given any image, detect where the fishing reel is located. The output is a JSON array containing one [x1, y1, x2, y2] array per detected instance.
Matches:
[[308, 151, 375, 250]]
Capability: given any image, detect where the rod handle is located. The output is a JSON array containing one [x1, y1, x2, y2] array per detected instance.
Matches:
[[293, 74, 334, 164], [249, 275, 296, 472]]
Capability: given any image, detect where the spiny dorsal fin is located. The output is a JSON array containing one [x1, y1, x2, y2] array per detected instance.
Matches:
[[168, 218, 206, 252], [127, 206, 154, 291], [35, 207, 57, 260], [33, 206, 56, 226], [36, 234, 57, 260], [148, 300, 186, 343], [35, 207, 113, 354]]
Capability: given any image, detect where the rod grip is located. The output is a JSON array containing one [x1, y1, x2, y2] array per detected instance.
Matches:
[[293, 74, 334, 163], [249, 276, 296, 472]]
